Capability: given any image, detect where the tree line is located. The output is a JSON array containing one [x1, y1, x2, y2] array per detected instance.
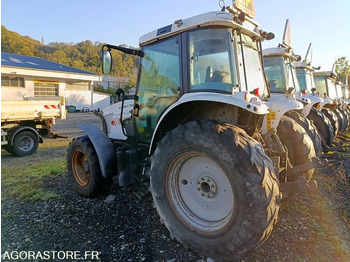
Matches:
[[1, 25, 139, 80], [1, 25, 348, 85]]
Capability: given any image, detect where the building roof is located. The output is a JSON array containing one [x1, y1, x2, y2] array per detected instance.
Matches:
[[1, 52, 96, 75]]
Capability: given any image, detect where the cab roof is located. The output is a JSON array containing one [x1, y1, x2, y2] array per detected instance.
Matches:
[[139, 11, 261, 46]]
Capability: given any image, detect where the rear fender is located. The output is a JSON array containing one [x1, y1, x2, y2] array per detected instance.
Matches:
[[262, 94, 303, 134], [149, 91, 269, 154], [302, 94, 323, 116], [319, 97, 333, 110], [8, 126, 42, 145], [79, 125, 116, 178]]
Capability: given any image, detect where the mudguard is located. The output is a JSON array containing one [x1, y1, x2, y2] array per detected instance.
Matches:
[[8, 126, 43, 145], [262, 93, 303, 134], [149, 91, 270, 154], [79, 125, 116, 178], [319, 97, 333, 110], [301, 94, 323, 116]]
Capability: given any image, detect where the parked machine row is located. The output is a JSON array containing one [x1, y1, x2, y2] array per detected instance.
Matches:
[[65, 0, 349, 261]]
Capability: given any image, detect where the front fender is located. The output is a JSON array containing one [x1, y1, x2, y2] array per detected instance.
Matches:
[[79, 125, 116, 178]]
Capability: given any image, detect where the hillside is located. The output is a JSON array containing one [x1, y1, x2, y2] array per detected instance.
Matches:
[[1, 25, 138, 79]]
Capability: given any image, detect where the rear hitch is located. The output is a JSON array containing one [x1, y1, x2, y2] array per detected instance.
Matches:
[[280, 157, 327, 196], [287, 157, 327, 178], [328, 145, 347, 152], [280, 176, 318, 197], [49, 129, 68, 139]]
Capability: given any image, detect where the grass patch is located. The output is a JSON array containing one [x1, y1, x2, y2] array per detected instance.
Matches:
[[1, 158, 67, 201], [39, 139, 71, 149]]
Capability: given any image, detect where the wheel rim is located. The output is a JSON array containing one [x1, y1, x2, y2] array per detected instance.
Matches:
[[18, 136, 35, 152], [72, 150, 90, 187], [167, 152, 234, 233]]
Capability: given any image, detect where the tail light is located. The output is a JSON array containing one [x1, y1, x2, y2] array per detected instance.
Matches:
[[250, 88, 262, 97]]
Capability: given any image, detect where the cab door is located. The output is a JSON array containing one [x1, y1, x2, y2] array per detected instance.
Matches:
[[135, 36, 181, 143]]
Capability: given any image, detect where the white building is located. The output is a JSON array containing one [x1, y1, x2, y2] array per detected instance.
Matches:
[[1, 52, 110, 111], [97, 76, 131, 89]]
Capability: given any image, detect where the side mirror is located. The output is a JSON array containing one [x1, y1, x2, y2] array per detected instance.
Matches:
[[311, 87, 316, 93], [266, 32, 275, 40], [101, 50, 112, 74]]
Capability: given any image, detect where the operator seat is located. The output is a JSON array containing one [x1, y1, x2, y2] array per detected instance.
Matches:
[[205, 66, 213, 82]]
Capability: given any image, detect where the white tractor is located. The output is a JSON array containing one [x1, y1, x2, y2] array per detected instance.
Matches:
[[67, 1, 325, 260]]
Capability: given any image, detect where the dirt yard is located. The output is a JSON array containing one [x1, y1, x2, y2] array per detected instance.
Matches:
[[1, 112, 350, 261]]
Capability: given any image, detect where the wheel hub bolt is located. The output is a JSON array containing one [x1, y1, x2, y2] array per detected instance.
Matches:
[[197, 175, 217, 198]]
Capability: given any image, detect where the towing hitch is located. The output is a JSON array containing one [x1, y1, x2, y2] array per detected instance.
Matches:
[[49, 130, 68, 139], [280, 157, 328, 196], [280, 176, 318, 197], [288, 157, 327, 178], [327, 141, 348, 152]]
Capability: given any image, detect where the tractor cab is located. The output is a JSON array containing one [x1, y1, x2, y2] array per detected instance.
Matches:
[[294, 43, 325, 110], [262, 20, 319, 117], [263, 20, 301, 95], [101, 1, 274, 150], [314, 71, 338, 100]]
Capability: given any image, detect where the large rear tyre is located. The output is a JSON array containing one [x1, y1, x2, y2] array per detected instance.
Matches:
[[67, 136, 111, 197], [342, 108, 349, 131], [307, 107, 334, 148], [149, 121, 280, 261], [277, 115, 316, 182], [334, 108, 347, 134], [285, 111, 322, 157], [322, 108, 339, 137], [11, 131, 39, 157]]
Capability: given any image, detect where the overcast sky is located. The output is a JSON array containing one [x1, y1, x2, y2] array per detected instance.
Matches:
[[2, 0, 350, 70]]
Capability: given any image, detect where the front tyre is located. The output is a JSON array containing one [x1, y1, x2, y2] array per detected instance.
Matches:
[[67, 136, 111, 197], [149, 121, 280, 261]]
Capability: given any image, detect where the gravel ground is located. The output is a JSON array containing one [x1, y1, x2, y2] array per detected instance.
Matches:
[[2, 112, 350, 262]]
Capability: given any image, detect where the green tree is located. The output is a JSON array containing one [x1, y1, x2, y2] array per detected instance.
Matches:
[[1, 26, 139, 80], [334, 57, 350, 84], [51, 50, 68, 64]]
